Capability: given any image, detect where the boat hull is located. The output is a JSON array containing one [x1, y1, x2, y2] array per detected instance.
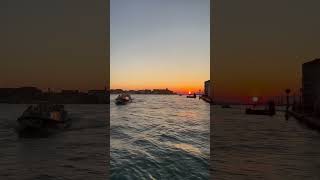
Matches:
[[245, 108, 275, 116], [115, 94, 132, 105], [17, 116, 71, 138], [186, 96, 196, 98], [115, 99, 132, 105]]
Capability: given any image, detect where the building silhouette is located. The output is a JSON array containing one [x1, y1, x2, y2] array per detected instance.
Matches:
[[0, 87, 109, 104], [302, 58, 320, 114], [110, 88, 175, 95], [204, 80, 211, 97]]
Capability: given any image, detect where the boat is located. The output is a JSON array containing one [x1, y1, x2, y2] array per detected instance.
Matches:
[[115, 94, 132, 105], [16, 103, 71, 137], [186, 93, 197, 98], [221, 104, 231, 108], [245, 108, 275, 116], [245, 101, 276, 116]]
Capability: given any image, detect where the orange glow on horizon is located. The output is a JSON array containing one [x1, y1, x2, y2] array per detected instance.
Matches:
[[111, 85, 202, 95]]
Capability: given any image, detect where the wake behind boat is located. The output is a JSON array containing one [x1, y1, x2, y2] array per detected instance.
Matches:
[[115, 94, 132, 105], [16, 103, 71, 137]]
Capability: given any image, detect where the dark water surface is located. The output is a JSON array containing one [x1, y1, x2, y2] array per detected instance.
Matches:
[[110, 95, 210, 180], [0, 104, 108, 180], [213, 105, 320, 180]]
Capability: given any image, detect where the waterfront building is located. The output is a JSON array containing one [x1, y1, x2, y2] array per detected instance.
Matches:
[[152, 88, 175, 95], [88, 90, 106, 95], [0, 88, 17, 103], [61, 90, 79, 95], [110, 89, 125, 94], [110, 88, 174, 95], [88, 89, 109, 103], [204, 80, 214, 99], [202, 80, 214, 103], [0, 87, 42, 103], [204, 80, 211, 96], [302, 58, 320, 114]]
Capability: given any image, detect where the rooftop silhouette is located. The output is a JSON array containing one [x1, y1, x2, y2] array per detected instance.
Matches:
[[0, 87, 109, 104]]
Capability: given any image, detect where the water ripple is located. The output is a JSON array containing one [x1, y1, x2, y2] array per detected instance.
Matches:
[[213, 105, 320, 179], [111, 95, 210, 179]]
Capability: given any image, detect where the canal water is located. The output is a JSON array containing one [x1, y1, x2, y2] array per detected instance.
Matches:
[[110, 94, 210, 179], [0, 104, 108, 180], [3, 100, 318, 179], [0, 95, 210, 180], [213, 105, 320, 180]]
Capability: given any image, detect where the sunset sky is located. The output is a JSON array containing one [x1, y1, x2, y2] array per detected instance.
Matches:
[[0, 0, 108, 92], [2, 0, 318, 99], [110, 0, 210, 94], [213, 0, 320, 102]]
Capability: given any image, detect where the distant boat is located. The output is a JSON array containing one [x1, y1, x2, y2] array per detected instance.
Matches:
[[245, 101, 276, 116], [16, 103, 71, 137], [245, 109, 275, 116], [186, 93, 197, 98], [221, 104, 231, 108], [115, 94, 132, 105]]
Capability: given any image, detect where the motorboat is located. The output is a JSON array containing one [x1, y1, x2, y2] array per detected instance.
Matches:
[[16, 103, 71, 137], [115, 94, 132, 105], [221, 104, 231, 108], [245, 109, 275, 116], [245, 101, 276, 116], [186, 93, 197, 98]]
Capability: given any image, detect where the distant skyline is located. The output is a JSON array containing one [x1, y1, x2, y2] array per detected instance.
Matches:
[[0, 0, 108, 92], [213, 0, 320, 102], [4, 1, 317, 100], [110, 0, 210, 94]]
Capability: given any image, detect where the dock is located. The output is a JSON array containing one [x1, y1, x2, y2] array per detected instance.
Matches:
[[200, 96, 213, 104], [288, 111, 320, 130]]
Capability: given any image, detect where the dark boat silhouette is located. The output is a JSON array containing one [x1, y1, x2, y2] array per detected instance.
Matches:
[[115, 94, 132, 105], [186, 93, 197, 98], [221, 104, 231, 108], [245, 101, 276, 116], [16, 103, 71, 137]]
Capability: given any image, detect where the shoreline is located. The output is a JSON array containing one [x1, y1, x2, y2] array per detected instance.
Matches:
[[288, 110, 320, 130]]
